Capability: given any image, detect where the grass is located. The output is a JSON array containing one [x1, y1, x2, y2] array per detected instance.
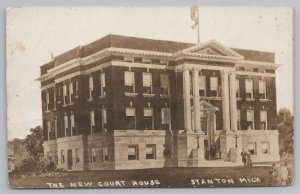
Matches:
[[9, 166, 283, 189]]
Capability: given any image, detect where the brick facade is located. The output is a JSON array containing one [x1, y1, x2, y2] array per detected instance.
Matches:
[[38, 35, 280, 170]]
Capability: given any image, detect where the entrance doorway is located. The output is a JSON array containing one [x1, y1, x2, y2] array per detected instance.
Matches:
[[67, 149, 72, 170]]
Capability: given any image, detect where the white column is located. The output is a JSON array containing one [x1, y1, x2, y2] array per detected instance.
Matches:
[[192, 69, 202, 133], [229, 72, 238, 131], [183, 68, 192, 132], [221, 70, 230, 131]]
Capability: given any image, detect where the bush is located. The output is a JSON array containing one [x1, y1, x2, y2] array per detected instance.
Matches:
[[11, 155, 57, 177]]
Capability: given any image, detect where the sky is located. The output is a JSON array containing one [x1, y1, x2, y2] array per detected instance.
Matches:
[[6, 6, 293, 140]]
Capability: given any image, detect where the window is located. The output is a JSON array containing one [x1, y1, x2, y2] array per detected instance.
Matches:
[[102, 108, 107, 131], [146, 144, 156, 159], [260, 110, 267, 130], [54, 118, 57, 139], [57, 86, 61, 103], [210, 77, 218, 97], [100, 73, 106, 96], [126, 107, 136, 130], [199, 76, 206, 96], [245, 79, 253, 98], [89, 76, 94, 100], [64, 115, 69, 136], [246, 110, 254, 130], [103, 147, 108, 162], [144, 108, 154, 130], [47, 120, 51, 140], [124, 71, 135, 93], [90, 148, 97, 163], [261, 142, 270, 154], [160, 74, 170, 95], [245, 67, 252, 72], [143, 72, 152, 94], [69, 82, 73, 104], [61, 150, 65, 164], [46, 91, 50, 111], [75, 80, 79, 97], [161, 108, 171, 124], [237, 109, 241, 130], [90, 111, 95, 133], [259, 80, 266, 99], [63, 84, 67, 105], [236, 78, 240, 98], [128, 145, 138, 160], [161, 108, 171, 130], [75, 149, 80, 163], [53, 88, 56, 110], [248, 142, 256, 155], [70, 115, 75, 135]]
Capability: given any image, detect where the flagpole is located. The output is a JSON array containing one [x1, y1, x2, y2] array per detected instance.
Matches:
[[197, 6, 200, 43]]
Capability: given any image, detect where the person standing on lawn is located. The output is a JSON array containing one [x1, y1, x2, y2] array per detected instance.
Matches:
[[241, 149, 247, 166]]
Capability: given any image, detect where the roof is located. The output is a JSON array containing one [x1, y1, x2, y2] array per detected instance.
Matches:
[[41, 34, 276, 72]]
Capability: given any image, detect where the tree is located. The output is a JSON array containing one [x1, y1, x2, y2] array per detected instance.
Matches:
[[23, 125, 44, 158], [277, 108, 294, 155]]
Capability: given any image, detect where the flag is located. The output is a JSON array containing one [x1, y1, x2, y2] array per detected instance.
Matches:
[[190, 6, 198, 29]]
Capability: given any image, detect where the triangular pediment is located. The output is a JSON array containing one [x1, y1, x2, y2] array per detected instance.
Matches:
[[192, 46, 227, 56], [200, 100, 219, 111], [176, 39, 244, 60]]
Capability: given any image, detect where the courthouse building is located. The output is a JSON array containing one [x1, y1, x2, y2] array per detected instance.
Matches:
[[37, 35, 280, 170]]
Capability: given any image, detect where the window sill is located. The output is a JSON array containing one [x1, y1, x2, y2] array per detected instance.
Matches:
[[69, 102, 74, 106], [74, 95, 79, 99], [160, 94, 171, 98], [45, 110, 51, 113], [143, 93, 155, 97], [259, 98, 269, 102], [62, 104, 68, 108], [87, 98, 93, 102], [245, 98, 255, 102], [125, 92, 138, 97], [53, 108, 57, 111], [57, 101, 61, 104]]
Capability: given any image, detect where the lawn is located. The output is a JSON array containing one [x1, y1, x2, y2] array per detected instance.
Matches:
[[9, 166, 281, 189]]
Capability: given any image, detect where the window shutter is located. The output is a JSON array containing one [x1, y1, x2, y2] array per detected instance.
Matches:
[[143, 73, 152, 87], [199, 76, 206, 90]]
